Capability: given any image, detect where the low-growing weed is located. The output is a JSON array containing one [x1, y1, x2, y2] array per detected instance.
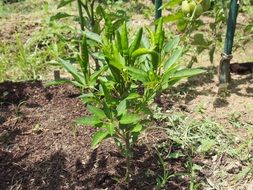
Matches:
[[32, 123, 44, 134], [153, 111, 253, 188], [155, 148, 175, 189]]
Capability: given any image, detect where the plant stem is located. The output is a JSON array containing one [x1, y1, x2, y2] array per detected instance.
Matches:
[[125, 131, 131, 188], [77, 0, 85, 31], [90, 0, 96, 27]]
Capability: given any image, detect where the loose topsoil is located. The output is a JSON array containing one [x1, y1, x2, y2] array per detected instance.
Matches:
[[0, 81, 189, 190]]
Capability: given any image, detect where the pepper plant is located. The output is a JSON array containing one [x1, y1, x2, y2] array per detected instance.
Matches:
[[58, 19, 205, 185]]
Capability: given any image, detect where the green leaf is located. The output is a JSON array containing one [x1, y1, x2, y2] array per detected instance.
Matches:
[[161, 64, 179, 89], [131, 124, 142, 132], [121, 22, 129, 55], [155, 18, 163, 48], [173, 68, 206, 79], [131, 48, 156, 59], [168, 152, 184, 159], [120, 113, 141, 124], [126, 93, 140, 100], [127, 67, 148, 83], [50, 12, 72, 21], [145, 26, 155, 46], [141, 34, 150, 49], [160, 0, 182, 9], [116, 31, 122, 54], [100, 82, 112, 103], [89, 65, 108, 85], [129, 28, 143, 55], [164, 49, 183, 70], [84, 30, 102, 44], [102, 123, 115, 135], [57, 0, 75, 8], [87, 105, 106, 120], [76, 116, 102, 126], [197, 139, 216, 153], [111, 42, 125, 70], [164, 36, 180, 52], [79, 93, 96, 104], [116, 99, 127, 116], [192, 164, 203, 171], [46, 79, 71, 86], [192, 33, 210, 47], [92, 131, 109, 147], [59, 58, 86, 85], [163, 12, 184, 23]]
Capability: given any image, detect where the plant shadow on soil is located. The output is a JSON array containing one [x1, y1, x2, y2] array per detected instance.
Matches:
[[0, 81, 191, 189], [0, 143, 189, 189]]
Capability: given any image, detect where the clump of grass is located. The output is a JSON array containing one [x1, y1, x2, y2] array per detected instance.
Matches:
[[151, 110, 253, 189], [163, 112, 251, 160]]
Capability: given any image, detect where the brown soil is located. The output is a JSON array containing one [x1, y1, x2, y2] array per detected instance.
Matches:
[[1, 71, 252, 190], [0, 81, 193, 190], [0, 15, 41, 44]]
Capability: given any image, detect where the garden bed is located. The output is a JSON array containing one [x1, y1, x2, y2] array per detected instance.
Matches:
[[0, 81, 191, 190], [1, 76, 252, 189]]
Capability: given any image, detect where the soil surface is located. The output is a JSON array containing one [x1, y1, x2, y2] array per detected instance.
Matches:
[[0, 81, 191, 190], [1, 72, 252, 189]]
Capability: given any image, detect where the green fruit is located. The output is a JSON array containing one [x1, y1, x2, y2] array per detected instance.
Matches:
[[181, 1, 191, 14], [201, 0, 211, 11], [189, 1, 197, 13], [176, 19, 187, 32], [194, 4, 203, 17]]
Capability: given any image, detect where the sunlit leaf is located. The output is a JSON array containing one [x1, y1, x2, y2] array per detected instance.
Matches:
[[160, 0, 182, 9], [59, 58, 86, 85], [163, 12, 184, 23], [164, 49, 183, 70], [76, 116, 102, 126], [129, 28, 143, 55], [84, 30, 102, 44], [120, 113, 141, 124], [92, 131, 109, 147], [131, 124, 142, 132], [164, 36, 180, 52], [131, 48, 156, 59], [127, 67, 148, 83], [87, 105, 106, 120], [198, 139, 216, 152], [103, 123, 115, 135], [121, 22, 129, 55], [126, 93, 140, 100], [117, 99, 127, 116], [173, 68, 206, 78]]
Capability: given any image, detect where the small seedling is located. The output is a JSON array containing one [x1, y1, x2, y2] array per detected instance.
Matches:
[[229, 112, 243, 128], [196, 103, 206, 114], [32, 124, 43, 134], [155, 147, 175, 189]]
